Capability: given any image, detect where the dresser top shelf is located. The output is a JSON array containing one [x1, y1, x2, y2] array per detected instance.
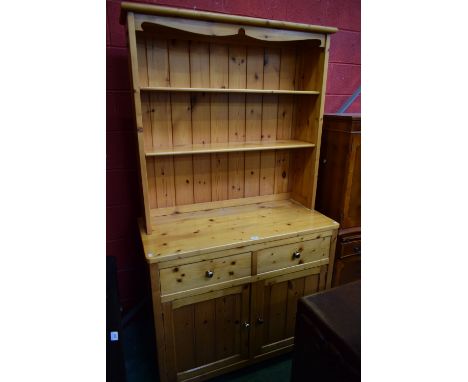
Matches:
[[140, 199, 338, 263], [120, 2, 338, 34]]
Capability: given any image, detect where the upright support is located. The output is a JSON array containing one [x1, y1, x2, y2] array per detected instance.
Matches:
[[127, 12, 152, 234]]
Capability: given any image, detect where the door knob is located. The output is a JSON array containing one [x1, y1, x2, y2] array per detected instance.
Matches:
[[292, 251, 301, 259], [242, 322, 251, 329], [205, 270, 214, 278]]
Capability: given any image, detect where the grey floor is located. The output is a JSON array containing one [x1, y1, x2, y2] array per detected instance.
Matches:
[[121, 300, 292, 382]]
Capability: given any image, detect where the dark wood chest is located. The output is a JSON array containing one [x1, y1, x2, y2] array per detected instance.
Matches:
[[316, 114, 361, 286], [291, 281, 361, 382]]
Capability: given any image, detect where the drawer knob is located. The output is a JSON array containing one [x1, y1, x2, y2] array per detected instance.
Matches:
[[292, 251, 301, 259], [257, 317, 264, 325], [242, 322, 251, 329], [205, 270, 214, 278]]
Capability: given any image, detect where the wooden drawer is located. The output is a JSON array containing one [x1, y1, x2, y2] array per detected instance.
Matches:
[[333, 255, 361, 287], [339, 239, 361, 259], [256, 237, 331, 274], [159, 252, 251, 295]]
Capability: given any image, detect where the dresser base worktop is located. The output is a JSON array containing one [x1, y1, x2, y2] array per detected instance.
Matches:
[[140, 199, 338, 263]]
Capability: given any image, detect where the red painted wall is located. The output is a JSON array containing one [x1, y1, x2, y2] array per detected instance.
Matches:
[[106, 0, 361, 310]]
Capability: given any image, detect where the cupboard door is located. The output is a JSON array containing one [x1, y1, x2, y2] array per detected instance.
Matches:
[[333, 255, 361, 287], [315, 127, 350, 223], [163, 285, 250, 381], [342, 133, 361, 228], [250, 267, 327, 358]]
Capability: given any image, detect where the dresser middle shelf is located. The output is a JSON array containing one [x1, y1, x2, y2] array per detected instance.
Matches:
[[145, 139, 316, 157]]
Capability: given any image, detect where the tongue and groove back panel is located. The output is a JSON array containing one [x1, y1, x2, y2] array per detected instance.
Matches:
[[136, 33, 325, 211]]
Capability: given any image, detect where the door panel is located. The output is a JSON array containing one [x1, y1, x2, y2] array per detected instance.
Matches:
[[342, 134, 361, 228], [172, 304, 196, 371], [166, 285, 250, 380], [250, 267, 326, 357], [333, 255, 361, 287], [193, 300, 217, 365], [285, 277, 306, 337], [266, 281, 288, 343]]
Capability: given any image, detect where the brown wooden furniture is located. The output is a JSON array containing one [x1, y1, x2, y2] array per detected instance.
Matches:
[[291, 281, 361, 382], [120, 3, 338, 381], [316, 113, 361, 287]]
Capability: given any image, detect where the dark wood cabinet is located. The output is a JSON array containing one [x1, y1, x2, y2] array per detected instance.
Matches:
[[316, 114, 361, 287]]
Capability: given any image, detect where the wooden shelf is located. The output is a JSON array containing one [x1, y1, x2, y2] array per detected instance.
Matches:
[[145, 140, 315, 157], [142, 199, 339, 262], [140, 86, 320, 95]]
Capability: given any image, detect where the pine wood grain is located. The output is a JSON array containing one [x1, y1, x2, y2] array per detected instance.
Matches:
[[162, 303, 179, 381], [151, 192, 290, 217], [154, 157, 176, 208], [228, 152, 244, 200], [141, 87, 320, 94], [256, 236, 330, 274], [173, 154, 194, 205], [211, 153, 228, 201], [142, 199, 338, 262], [259, 151, 275, 195], [169, 40, 194, 206], [215, 294, 238, 359], [227, 45, 246, 201], [127, 13, 152, 233], [304, 273, 320, 295], [172, 304, 196, 371], [244, 47, 264, 198], [122, 3, 339, 34], [147, 38, 170, 87], [168, 287, 250, 379], [193, 154, 211, 203], [268, 282, 288, 343], [149, 263, 169, 382], [172, 286, 242, 309], [274, 48, 297, 195], [259, 48, 280, 198], [285, 277, 305, 337], [146, 156, 158, 208], [145, 140, 314, 156], [263, 266, 321, 286], [137, 36, 149, 87], [159, 252, 251, 295], [144, 37, 176, 209], [190, 41, 212, 204], [125, 7, 338, 381], [209, 43, 229, 203], [194, 300, 217, 365]]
